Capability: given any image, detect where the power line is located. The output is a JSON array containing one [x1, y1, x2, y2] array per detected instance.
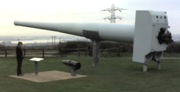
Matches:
[[54, 36, 56, 45], [117, 12, 135, 19], [1, 11, 101, 20], [0, 18, 106, 29], [51, 36, 53, 46]]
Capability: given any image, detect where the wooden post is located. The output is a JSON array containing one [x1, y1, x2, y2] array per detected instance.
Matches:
[[78, 48, 80, 57], [117, 47, 120, 57], [42, 49, 44, 58], [61, 48, 63, 57], [5, 49, 7, 58], [85, 48, 87, 57]]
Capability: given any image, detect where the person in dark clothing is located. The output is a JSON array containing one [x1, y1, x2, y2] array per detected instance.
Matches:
[[16, 42, 24, 76]]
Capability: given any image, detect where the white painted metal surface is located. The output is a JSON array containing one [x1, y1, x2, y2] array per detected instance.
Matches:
[[30, 57, 44, 62], [133, 10, 169, 63], [14, 10, 172, 67], [14, 21, 134, 43]]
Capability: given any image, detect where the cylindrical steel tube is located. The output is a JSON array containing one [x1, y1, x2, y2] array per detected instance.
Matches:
[[14, 21, 134, 43]]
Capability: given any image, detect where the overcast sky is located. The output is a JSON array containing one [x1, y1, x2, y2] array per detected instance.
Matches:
[[0, 0, 180, 37]]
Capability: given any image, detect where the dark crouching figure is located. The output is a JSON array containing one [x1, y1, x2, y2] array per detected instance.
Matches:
[[16, 42, 24, 76]]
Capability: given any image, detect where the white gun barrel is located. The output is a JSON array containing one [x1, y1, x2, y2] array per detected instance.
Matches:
[[14, 10, 174, 71], [14, 21, 134, 43]]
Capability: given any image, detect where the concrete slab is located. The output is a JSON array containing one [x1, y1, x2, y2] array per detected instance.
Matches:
[[8, 70, 87, 82]]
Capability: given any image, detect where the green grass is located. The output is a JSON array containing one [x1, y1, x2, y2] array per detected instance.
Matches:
[[0, 56, 180, 92], [163, 53, 180, 57]]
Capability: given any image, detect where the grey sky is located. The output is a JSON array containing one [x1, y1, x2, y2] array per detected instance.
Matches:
[[0, 0, 179, 36]]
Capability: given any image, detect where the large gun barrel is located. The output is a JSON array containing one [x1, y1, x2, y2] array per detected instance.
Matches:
[[14, 10, 173, 72], [14, 21, 134, 43]]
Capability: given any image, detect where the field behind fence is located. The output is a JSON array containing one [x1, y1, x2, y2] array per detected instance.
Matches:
[[1, 40, 180, 58], [0, 48, 123, 58]]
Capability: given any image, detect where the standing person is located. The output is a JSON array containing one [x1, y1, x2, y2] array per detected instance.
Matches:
[[16, 42, 24, 76]]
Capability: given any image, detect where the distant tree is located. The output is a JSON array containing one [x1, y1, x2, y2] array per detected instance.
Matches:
[[166, 42, 180, 53]]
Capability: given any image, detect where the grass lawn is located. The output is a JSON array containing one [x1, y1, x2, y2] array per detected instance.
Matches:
[[0, 56, 180, 92]]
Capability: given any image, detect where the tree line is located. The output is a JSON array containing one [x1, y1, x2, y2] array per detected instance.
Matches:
[[57, 41, 180, 53], [0, 41, 179, 53]]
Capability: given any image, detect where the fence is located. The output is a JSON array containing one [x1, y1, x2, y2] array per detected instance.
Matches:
[[0, 49, 58, 58], [0, 48, 122, 58]]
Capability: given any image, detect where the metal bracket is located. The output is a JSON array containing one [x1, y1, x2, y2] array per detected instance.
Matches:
[[71, 69, 76, 76]]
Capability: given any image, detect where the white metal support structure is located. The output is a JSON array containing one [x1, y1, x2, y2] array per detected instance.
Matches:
[[133, 11, 172, 72]]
